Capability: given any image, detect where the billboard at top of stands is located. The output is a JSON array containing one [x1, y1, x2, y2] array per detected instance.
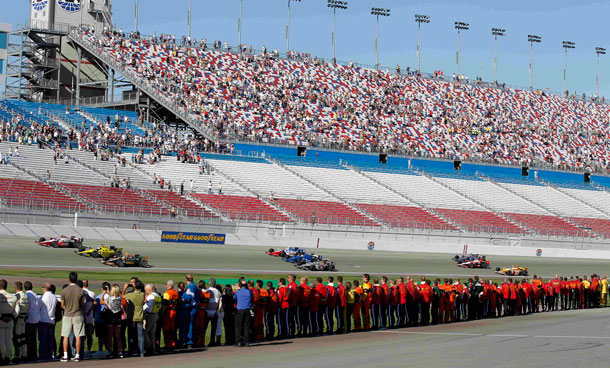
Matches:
[[161, 231, 226, 244]]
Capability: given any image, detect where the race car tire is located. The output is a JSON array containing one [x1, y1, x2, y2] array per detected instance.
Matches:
[[39, 237, 46, 243], [495, 267, 501, 272], [141, 260, 149, 268], [117, 260, 125, 267], [92, 251, 100, 258], [522, 271, 528, 276], [116, 252, 123, 258], [330, 265, 336, 272], [52, 241, 59, 248], [468, 263, 473, 269], [268, 248, 274, 253]]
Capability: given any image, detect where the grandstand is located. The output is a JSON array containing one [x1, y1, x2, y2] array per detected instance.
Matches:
[[3, 4, 610, 252]]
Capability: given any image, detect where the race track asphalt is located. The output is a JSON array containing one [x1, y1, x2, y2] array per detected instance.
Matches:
[[25, 308, 610, 368], [1, 236, 609, 278]]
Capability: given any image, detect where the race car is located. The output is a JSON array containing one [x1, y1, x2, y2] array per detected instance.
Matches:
[[452, 253, 484, 264], [266, 247, 305, 258], [101, 254, 150, 268], [494, 266, 528, 276], [285, 253, 321, 265], [296, 259, 336, 272], [454, 254, 491, 268], [36, 236, 83, 249], [76, 245, 123, 259]]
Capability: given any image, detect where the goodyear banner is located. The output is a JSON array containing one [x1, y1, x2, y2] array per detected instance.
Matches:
[[161, 231, 226, 245]]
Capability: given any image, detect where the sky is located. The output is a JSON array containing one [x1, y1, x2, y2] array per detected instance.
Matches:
[[2, 0, 610, 97]]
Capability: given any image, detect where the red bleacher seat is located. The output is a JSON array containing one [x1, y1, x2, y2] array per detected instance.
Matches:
[[274, 198, 379, 226], [355, 203, 456, 230], [569, 217, 610, 238], [192, 194, 291, 222], [60, 183, 170, 216], [503, 213, 586, 237], [0, 178, 88, 211], [434, 209, 525, 234], [146, 190, 218, 219]]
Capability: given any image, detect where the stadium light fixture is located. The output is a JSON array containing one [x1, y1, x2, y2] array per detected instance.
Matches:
[[371, 7, 391, 70], [135, 0, 139, 33], [596, 47, 606, 97], [491, 28, 506, 83], [454, 22, 469, 77], [238, 0, 243, 48], [328, 0, 348, 63], [415, 14, 430, 73], [188, 0, 192, 39], [528, 34, 542, 90], [286, 0, 303, 54], [562, 41, 576, 93]]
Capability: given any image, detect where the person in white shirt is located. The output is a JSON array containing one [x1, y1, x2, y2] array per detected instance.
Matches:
[[204, 279, 222, 347], [142, 284, 159, 355], [82, 281, 96, 356], [0, 279, 17, 365], [24, 282, 39, 362], [38, 283, 56, 361]]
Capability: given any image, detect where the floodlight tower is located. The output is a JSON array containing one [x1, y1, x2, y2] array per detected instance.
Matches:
[[491, 28, 506, 83], [328, 0, 348, 63], [596, 47, 606, 97], [455, 21, 469, 77], [415, 14, 430, 73], [371, 7, 391, 70], [563, 41, 576, 93], [528, 34, 541, 90], [286, 0, 302, 53], [188, 0, 192, 39], [135, 0, 139, 32], [238, 0, 243, 48]]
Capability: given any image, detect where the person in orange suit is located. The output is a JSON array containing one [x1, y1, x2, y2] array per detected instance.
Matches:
[[397, 277, 408, 327], [361, 274, 372, 331], [253, 280, 269, 341], [162, 280, 179, 351], [419, 278, 432, 326], [196, 280, 210, 348], [406, 277, 421, 326], [297, 277, 310, 337], [511, 280, 520, 315], [309, 282, 321, 336], [265, 281, 277, 340], [352, 280, 363, 332]]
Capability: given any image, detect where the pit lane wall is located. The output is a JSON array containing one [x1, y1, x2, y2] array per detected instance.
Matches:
[[1, 222, 609, 260]]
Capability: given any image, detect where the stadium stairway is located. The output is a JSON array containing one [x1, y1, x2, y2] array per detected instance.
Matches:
[[419, 171, 528, 234], [266, 158, 384, 227]]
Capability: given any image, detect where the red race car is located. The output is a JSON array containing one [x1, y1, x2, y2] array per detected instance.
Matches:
[[36, 236, 84, 249]]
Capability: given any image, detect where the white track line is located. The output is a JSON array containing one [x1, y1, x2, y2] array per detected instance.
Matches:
[[374, 330, 610, 339]]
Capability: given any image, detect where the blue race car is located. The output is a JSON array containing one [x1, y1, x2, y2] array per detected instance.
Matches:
[[285, 253, 321, 265]]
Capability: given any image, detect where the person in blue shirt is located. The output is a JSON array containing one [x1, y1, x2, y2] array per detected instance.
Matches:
[[183, 275, 199, 348], [233, 280, 254, 347]]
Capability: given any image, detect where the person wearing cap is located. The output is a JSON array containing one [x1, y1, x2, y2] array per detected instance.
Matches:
[[233, 280, 253, 347]]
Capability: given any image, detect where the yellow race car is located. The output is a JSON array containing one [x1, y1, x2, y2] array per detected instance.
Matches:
[[494, 266, 528, 276], [76, 245, 123, 259]]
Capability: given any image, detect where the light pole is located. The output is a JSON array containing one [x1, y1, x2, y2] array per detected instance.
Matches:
[[371, 7, 390, 70], [238, 0, 243, 48], [415, 14, 430, 74], [596, 47, 606, 98], [491, 28, 505, 83], [188, 0, 192, 39], [454, 22, 469, 77], [135, 0, 139, 33], [563, 41, 575, 93], [528, 35, 541, 90], [286, 0, 303, 53], [328, 0, 348, 64]]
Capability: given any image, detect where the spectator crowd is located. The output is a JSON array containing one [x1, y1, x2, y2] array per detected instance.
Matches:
[[0, 271, 607, 364]]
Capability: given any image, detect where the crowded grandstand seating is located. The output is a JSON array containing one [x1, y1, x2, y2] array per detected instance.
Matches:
[[59, 183, 170, 216], [75, 27, 610, 174], [273, 198, 379, 226], [0, 178, 89, 212], [191, 193, 291, 222]]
